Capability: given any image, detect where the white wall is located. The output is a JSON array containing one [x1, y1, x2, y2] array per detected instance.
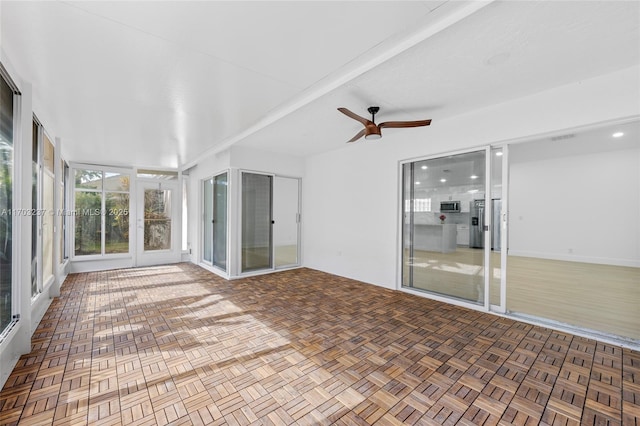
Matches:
[[230, 146, 304, 177], [303, 66, 640, 288], [304, 147, 400, 287], [509, 146, 639, 266]]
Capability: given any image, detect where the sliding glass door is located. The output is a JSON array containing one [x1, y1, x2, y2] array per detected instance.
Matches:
[[273, 176, 300, 269], [203, 172, 228, 271], [203, 178, 213, 263], [212, 173, 228, 270], [506, 121, 640, 340], [241, 172, 273, 272], [240, 172, 301, 274], [402, 149, 491, 305]]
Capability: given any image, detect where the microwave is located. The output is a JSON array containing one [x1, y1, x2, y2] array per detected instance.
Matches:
[[440, 201, 461, 213]]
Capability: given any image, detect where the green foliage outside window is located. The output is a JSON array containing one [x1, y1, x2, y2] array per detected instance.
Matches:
[[74, 173, 130, 256]]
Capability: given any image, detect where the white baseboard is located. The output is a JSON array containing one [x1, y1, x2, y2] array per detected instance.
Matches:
[[507, 250, 639, 268]]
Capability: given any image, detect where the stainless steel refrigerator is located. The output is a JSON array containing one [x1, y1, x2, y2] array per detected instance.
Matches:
[[469, 199, 501, 251]]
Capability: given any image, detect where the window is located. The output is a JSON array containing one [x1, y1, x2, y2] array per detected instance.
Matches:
[[31, 119, 57, 296], [42, 134, 54, 284], [404, 198, 431, 212], [0, 68, 16, 336], [74, 167, 130, 256], [136, 169, 177, 180], [31, 120, 39, 297], [60, 161, 68, 262], [181, 175, 188, 252]]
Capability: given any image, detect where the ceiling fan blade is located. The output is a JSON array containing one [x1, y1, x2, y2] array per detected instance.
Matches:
[[338, 107, 372, 126], [379, 119, 432, 129], [347, 129, 366, 143]]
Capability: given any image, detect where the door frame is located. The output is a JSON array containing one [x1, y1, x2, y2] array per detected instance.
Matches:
[[200, 171, 230, 274], [237, 170, 274, 275], [135, 180, 181, 267], [236, 170, 302, 277], [490, 144, 508, 314], [273, 175, 301, 270], [397, 145, 506, 312]]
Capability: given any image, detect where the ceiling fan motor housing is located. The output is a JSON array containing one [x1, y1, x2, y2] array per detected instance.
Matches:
[[365, 123, 382, 139]]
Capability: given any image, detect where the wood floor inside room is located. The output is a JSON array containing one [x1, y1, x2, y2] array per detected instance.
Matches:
[[1, 264, 639, 425], [404, 248, 640, 340]]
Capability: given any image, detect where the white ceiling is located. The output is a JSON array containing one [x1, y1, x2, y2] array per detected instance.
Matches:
[[410, 119, 640, 192], [1, 1, 638, 169]]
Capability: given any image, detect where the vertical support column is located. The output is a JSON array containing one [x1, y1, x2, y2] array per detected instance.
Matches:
[[483, 146, 491, 311], [228, 168, 239, 277], [499, 145, 509, 313], [178, 170, 183, 262], [16, 82, 33, 354]]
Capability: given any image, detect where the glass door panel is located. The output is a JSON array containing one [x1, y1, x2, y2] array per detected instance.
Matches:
[[0, 75, 14, 334], [203, 178, 213, 263], [74, 191, 102, 255], [143, 188, 172, 251], [402, 150, 487, 304], [136, 181, 179, 266], [212, 173, 227, 271], [241, 172, 272, 272], [490, 147, 503, 308], [105, 192, 130, 254], [31, 121, 39, 296], [273, 176, 300, 268], [42, 172, 54, 282], [506, 122, 640, 340]]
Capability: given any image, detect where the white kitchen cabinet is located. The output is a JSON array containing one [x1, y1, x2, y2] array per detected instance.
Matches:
[[412, 224, 457, 253], [457, 224, 470, 246], [460, 196, 470, 212], [432, 194, 440, 211]]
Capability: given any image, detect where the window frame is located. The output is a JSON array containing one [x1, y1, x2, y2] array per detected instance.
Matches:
[[0, 62, 20, 342], [70, 163, 132, 260]]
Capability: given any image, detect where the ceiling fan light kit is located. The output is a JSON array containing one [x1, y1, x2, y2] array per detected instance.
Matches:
[[338, 106, 431, 143]]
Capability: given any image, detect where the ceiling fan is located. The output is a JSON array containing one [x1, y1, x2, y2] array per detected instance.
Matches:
[[337, 106, 431, 142]]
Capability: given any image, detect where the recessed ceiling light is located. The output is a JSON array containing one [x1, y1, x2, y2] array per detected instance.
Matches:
[[421, 165, 428, 170], [612, 132, 624, 138], [415, 181, 421, 185], [440, 178, 446, 183], [495, 152, 503, 156], [470, 175, 478, 179], [468, 189, 479, 194]]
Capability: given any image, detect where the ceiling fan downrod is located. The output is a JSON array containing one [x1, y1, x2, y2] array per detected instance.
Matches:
[[367, 106, 379, 123]]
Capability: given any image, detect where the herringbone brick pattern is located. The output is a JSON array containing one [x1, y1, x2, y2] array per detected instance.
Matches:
[[0, 263, 638, 425]]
